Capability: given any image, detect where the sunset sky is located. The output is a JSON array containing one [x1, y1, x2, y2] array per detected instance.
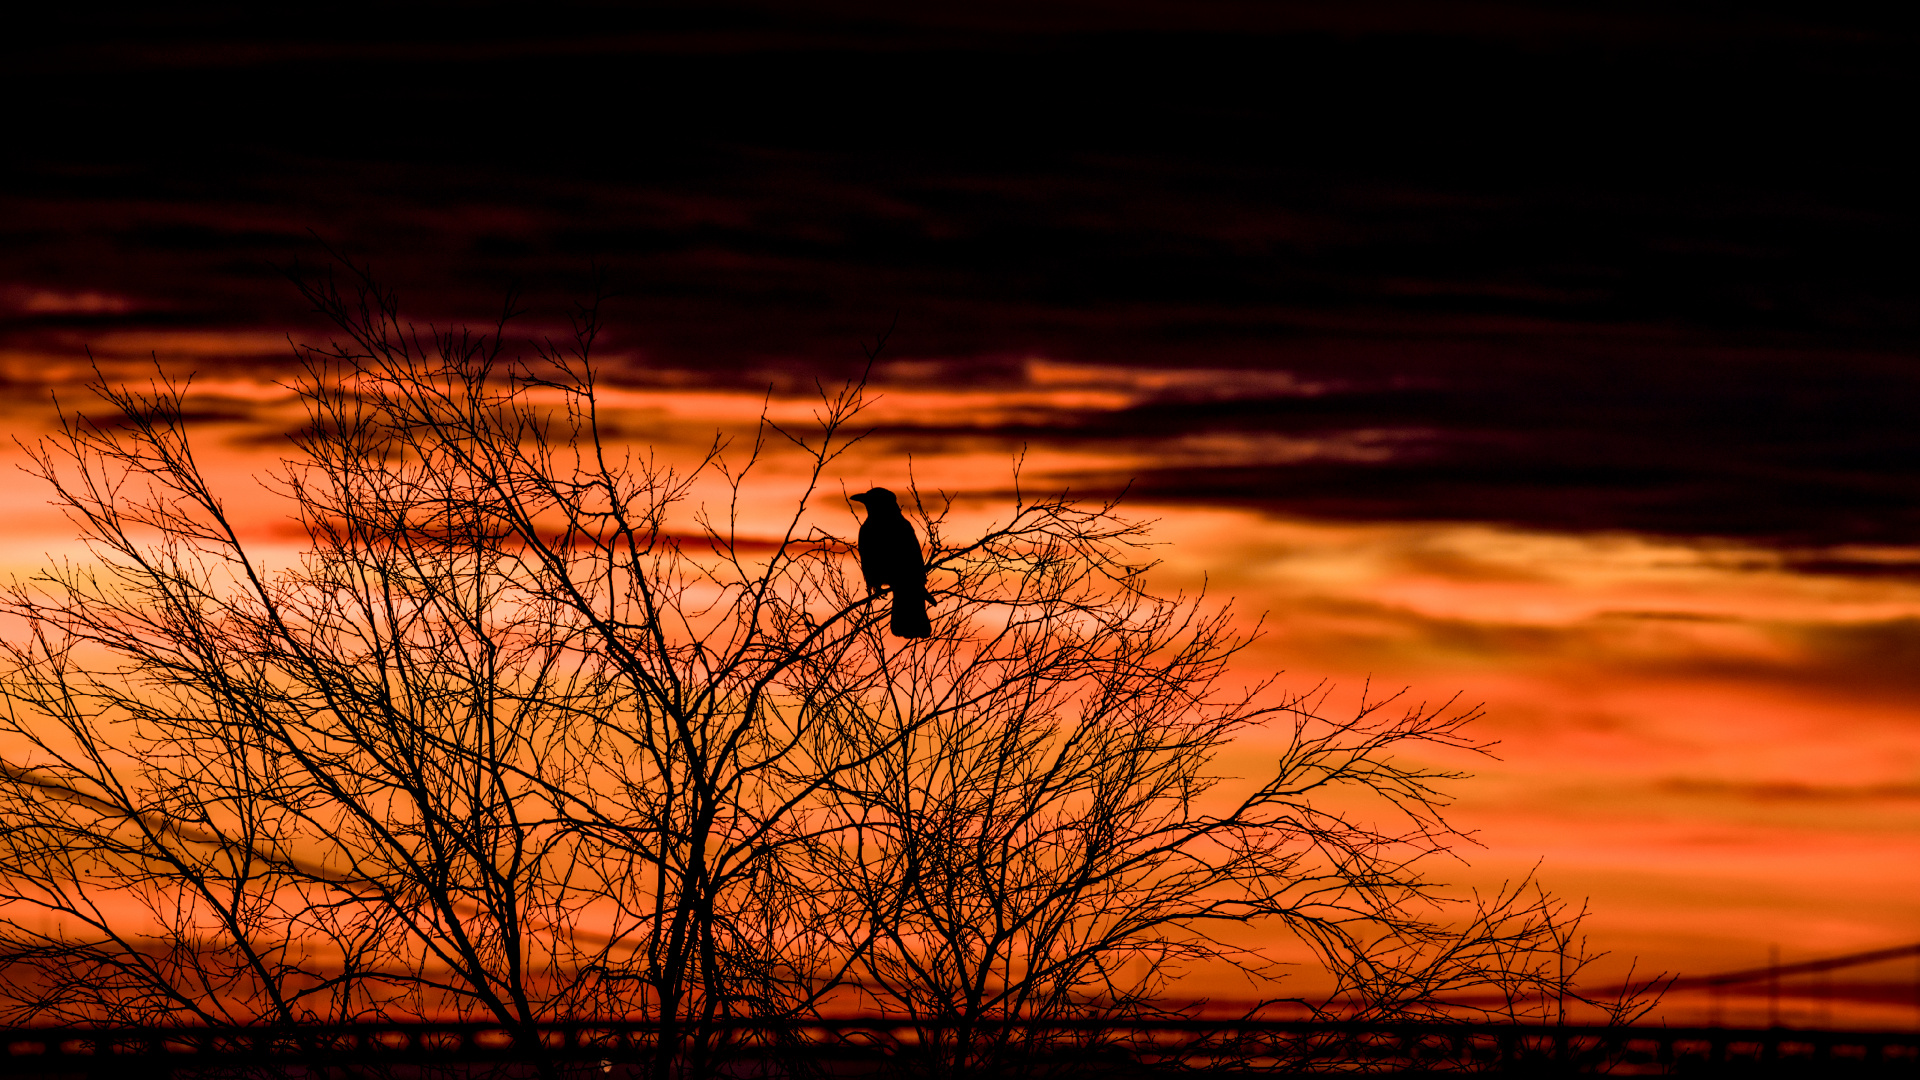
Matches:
[[5, 0, 1915, 1025]]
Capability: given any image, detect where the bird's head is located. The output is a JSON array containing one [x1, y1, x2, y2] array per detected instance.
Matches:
[[850, 487, 899, 509]]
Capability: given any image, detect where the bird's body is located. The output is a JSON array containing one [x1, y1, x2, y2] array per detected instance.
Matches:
[[850, 487, 932, 638]]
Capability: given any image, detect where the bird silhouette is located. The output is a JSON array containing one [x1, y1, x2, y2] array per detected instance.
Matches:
[[850, 487, 932, 638]]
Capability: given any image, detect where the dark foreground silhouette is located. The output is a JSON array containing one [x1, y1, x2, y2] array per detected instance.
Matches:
[[851, 487, 932, 638], [5, 1018, 1917, 1077]]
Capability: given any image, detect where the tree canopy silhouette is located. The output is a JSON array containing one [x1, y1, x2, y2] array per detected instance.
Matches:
[[0, 267, 1649, 1076]]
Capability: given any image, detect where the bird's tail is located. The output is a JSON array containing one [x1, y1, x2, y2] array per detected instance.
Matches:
[[890, 586, 932, 639]]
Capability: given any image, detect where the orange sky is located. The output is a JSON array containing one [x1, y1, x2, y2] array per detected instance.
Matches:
[[4, 0, 1913, 1029], [4, 345, 1915, 1026]]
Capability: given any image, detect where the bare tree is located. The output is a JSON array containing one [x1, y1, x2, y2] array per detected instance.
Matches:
[[796, 518, 1643, 1073], [0, 268, 1649, 1076]]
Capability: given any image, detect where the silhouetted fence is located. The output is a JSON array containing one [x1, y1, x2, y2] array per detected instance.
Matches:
[[5, 1019, 1920, 1076]]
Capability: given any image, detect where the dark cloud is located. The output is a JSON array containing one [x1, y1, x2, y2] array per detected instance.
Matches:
[[878, 346, 1920, 546], [3, 1, 1912, 546], [1657, 777, 1920, 804]]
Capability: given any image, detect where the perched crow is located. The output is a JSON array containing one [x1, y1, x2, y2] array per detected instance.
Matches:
[[850, 487, 931, 638]]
